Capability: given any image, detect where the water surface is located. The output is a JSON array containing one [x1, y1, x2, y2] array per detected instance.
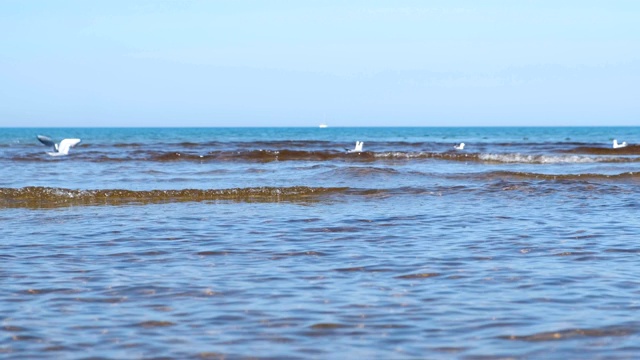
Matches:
[[2, 127, 640, 359]]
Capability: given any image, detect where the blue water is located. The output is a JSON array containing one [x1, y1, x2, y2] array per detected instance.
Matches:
[[2, 127, 640, 359]]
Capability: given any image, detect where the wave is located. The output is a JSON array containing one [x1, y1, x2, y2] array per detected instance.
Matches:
[[324, 166, 400, 177], [1, 186, 447, 209], [562, 145, 640, 155], [472, 171, 640, 182], [0, 186, 349, 208], [476, 153, 601, 164], [499, 326, 635, 342], [3, 170, 636, 209], [11, 149, 640, 164], [133, 150, 640, 164], [7, 149, 372, 162], [374, 152, 640, 164]]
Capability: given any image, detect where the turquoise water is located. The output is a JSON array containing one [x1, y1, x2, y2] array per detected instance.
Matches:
[[2, 127, 640, 359]]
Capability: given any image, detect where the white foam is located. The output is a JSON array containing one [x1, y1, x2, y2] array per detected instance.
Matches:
[[479, 153, 597, 164]]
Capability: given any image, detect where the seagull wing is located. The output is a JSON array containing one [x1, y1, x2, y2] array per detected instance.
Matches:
[[57, 138, 81, 155], [37, 135, 56, 147]]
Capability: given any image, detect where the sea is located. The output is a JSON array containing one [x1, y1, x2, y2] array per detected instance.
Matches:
[[1, 126, 640, 359]]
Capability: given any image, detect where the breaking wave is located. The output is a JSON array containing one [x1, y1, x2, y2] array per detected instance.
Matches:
[[477, 153, 599, 164]]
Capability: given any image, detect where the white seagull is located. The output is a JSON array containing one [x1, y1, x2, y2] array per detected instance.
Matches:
[[612, 139, 628, 149], [37, 135, 82, 156], [346, 141, 364, 153], [454, 143, 465, 150]]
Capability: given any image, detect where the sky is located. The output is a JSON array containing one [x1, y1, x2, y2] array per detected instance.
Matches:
[[1, 0, 639, 127]]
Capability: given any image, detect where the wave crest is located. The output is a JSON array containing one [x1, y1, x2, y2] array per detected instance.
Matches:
[[0, 186, 348, 208], [478, 153, 598, 164]]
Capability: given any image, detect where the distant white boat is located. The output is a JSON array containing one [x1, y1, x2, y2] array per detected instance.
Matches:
[[454, 143, 465, 150], [319, 124, 328, 128], [613, 139, 628, 149]]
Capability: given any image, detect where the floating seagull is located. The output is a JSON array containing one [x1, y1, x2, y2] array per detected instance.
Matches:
[[612, 139, 628, 149], [37, 135, 82, 156], [346, 141, 364, 153], [454, 143, 465, 150]]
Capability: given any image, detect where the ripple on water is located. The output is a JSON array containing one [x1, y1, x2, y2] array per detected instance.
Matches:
[[3, 179, 640, 359], [134, 321, 176, 329], [499, 326, 637, 342]]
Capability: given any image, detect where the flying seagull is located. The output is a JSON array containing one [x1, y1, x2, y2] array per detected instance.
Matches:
[[346, 141, 364, 153], [37, 135, 82, 156], [612, 139, 628, 149]]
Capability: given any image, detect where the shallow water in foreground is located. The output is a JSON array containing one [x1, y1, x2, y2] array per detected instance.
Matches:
[[2, 127, 640, 359]]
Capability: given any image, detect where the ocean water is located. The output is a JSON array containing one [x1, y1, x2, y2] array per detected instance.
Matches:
[[2, 127, 640, 359]]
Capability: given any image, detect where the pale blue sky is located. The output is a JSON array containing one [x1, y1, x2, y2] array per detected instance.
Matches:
[[1, 0, 638, 127]]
